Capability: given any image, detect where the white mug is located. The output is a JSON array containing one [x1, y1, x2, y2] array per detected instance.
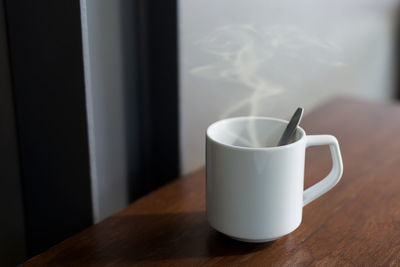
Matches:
[[206, 117, 343, 242]]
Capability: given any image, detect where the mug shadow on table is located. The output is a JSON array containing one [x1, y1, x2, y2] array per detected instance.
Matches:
[[50, 212, 276, 265]]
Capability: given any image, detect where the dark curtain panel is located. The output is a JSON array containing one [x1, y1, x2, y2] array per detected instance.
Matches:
[[0, 0, 26, 265], [2, 0, 179, 260], [5, 0, 92, 256], [130, 0, 179, 201]]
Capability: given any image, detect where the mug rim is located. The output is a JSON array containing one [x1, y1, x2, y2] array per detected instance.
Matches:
[[206, 116, 306, 151]]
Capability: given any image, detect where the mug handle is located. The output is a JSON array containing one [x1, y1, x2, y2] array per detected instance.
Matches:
[[303, 135, 343, 206]]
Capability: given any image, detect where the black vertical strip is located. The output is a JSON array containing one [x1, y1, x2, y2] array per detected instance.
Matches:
[[5, 0, 93, 256], [146, 0, 179, 188], [397, 11, 400, 100], [133, 0, 151, 199], [0, 0, 26, 265], [132, 0, 179, 200]]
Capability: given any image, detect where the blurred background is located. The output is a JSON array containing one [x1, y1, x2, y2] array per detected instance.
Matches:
[[180, 0, 399, 173], [0, 0, 399, 265]]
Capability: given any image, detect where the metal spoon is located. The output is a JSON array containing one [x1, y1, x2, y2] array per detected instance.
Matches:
[[277, 107, 304, 146]]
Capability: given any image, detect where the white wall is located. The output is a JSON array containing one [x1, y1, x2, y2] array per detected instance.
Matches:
[[80, 0, 138, 221], [179, 0, 397, 174]]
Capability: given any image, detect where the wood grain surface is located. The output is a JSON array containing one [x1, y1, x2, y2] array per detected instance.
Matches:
[[23, 98, 400, 266]]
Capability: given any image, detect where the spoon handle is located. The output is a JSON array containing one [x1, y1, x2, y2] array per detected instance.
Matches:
[[277, 107, 304, 146]]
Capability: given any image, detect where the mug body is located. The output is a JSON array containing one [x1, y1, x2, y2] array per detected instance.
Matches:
[[206, 117, 307, 242]]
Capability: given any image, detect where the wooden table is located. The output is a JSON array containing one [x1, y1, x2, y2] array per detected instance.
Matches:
[[23, 98, 400, 266]]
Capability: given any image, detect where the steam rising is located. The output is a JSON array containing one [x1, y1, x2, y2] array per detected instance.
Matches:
[[191, 24, 344, 146]]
